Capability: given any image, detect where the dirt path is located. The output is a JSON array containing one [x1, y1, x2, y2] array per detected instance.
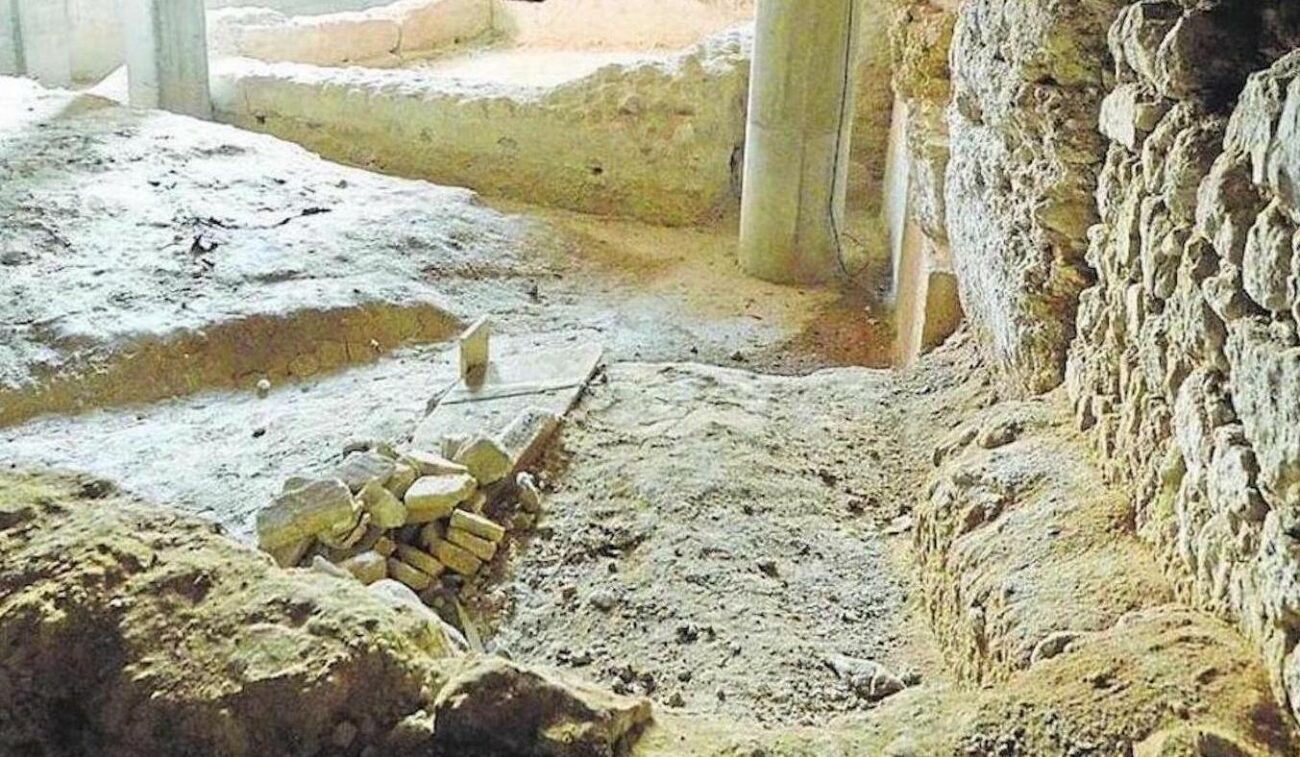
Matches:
[[480, 361, 938, 726]]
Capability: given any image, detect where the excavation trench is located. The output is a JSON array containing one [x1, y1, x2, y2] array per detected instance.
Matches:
[[5, 0, 1300, 751]]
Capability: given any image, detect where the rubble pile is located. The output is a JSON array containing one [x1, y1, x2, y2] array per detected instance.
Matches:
[[255, 407, 555, 615]]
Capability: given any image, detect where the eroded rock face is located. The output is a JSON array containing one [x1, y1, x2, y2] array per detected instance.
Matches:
[[0, 471, 650, 756], [1066, 0, 1300, 725], [945, 0, 1127, 394]]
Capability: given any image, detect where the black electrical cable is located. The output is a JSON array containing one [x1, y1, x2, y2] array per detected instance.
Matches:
[[827, 0, 870, 283]]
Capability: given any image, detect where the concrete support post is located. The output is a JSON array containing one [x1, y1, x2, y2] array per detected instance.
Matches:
[[739, 0, 861, 285], [13, 0, 72, 87], [118, 0, 211, 118], [0, 0, 22, 76]]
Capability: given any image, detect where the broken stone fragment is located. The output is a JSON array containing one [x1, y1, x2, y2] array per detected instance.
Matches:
[[453, 436, 513, 485], [404, 473, 477, 523], [824, 654, 906, 702], [403, 450, 470, 477], [317, 512, 370, 551], [335, 451, 396, 493], [498, 408, 561, 474], [340, 551, 388, 585], [431, 538, 482, 577], [256, 478, 358, 552], [359, 480, 407, 530], [265, 536, 312, 568], [448, 527, 498, 562], [516, 472, 542, 513], [387, 557, 434, 592], [396, 543, 446, 579], [459, 316, 490, 383], [450, 509, 506, 543], [385, 462, 418, 500], [432, 658, 652, 757]]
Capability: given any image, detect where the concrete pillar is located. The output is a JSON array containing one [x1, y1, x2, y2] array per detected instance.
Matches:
[[118, 0, 211, 118], [739, 0, 861, 285], [0, 0, 22, 76], [13, 0, 72, 87]]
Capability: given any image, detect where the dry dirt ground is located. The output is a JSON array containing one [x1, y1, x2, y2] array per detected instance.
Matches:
[[2, 78, 1296, 754]]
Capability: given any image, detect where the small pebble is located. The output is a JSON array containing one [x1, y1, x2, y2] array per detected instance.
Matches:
[[255, 378, 271, 398]]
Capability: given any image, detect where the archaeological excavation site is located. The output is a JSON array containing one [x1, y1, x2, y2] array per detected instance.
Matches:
[[8, 0, 1300, 754]]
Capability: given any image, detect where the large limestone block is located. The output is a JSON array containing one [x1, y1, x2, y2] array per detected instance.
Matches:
[[256, 478, 357, 551], [1226, 320, 1300, 508], [404, 473, 477, 523], [1242, 200, 1297, 312], [432, 658, 652, 757], [945, 0, 1127, 394]]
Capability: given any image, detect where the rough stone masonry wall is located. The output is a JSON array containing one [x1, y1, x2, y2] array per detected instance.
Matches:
[[1065, 0, 1300, 723], [945, 0, 1128, 394], [212, 29, 751, 226]]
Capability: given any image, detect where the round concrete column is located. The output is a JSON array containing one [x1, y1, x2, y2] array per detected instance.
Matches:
[[739, 0, 860, 285]]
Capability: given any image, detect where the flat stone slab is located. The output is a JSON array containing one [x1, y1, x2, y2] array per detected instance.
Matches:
[[413, 342, 603, 449]]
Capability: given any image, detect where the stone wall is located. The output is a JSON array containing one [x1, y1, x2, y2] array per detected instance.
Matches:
[[211, 30, 752, 225], [945, 0, 1128, 394], [1065, 0, 1300, 723]]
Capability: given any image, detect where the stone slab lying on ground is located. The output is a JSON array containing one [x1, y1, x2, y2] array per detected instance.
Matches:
[[0, 470, 652, 756], [413, 342, 602, 449]]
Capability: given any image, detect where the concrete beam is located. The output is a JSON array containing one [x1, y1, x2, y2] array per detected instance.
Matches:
[[118, 0, 211, 118], [13, 0, 72, 87], [739, 0, 861, 285]]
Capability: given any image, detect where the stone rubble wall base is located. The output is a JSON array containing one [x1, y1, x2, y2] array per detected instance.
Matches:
[[1064, 0, 1300, 726], [209, 29, 753, 226]]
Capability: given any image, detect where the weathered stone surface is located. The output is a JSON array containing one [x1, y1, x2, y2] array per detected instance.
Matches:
[[388, 557, 434, 592], [453, 436, 513, 485], [945, 0, 1126, 394], [403, 473, 477, 523], [335, 450, 396, 493], [498, 407, 562, 474], [395, 543, 446, 580], [386, 461, 418, 500], [919, 402, 1171, 683], [447, 527, 498, 563], [431, 538, 481, 577], [402, 449, 468, 477], [458, 316, 490, 383], [359, 479, 407, 530], [432, 658, 652, 757], [1068, 8, 1300, 726], [1242, 200, 1297, 312], [0, 471, 651, 756], [339, 550, 388, 584], [1101, 83, 1169, 151], [450, 509, 506, 544], [516, 471, 543, 513], [256, 478, 357, 551]]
